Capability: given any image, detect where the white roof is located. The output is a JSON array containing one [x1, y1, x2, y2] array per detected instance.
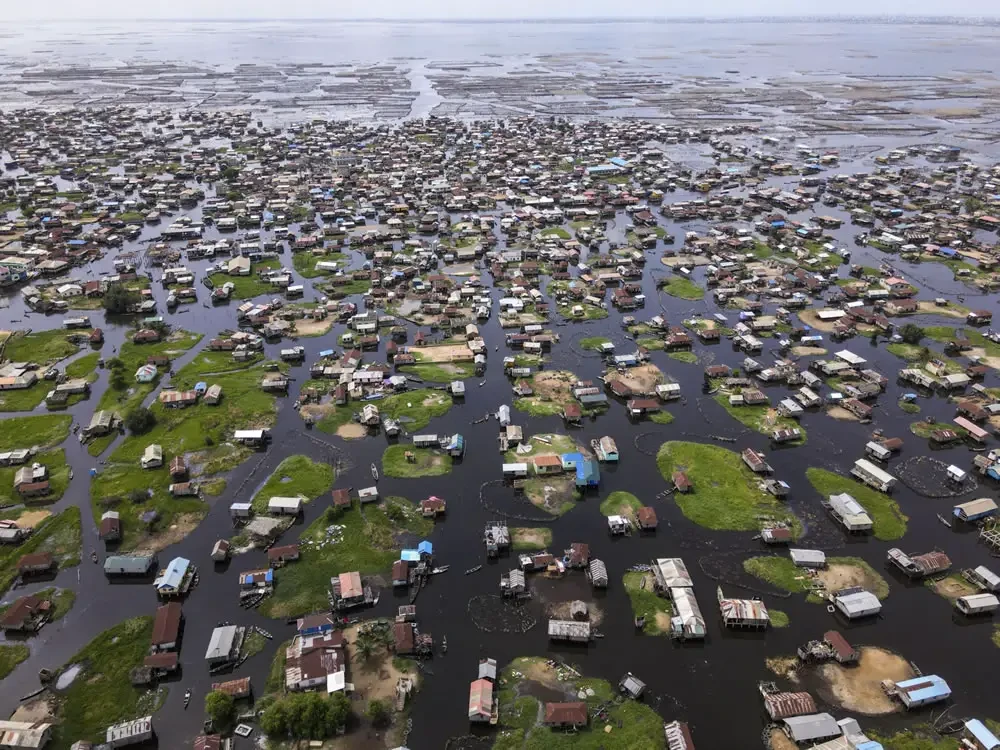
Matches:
[[789, 549, 827, 566], [327, 670, 346, 693], [205, 625, 238, 660], [268, 496, 303, 508]]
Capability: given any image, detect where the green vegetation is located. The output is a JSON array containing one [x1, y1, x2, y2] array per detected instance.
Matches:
[[382, 444, 453, 478], [911, 420, 967, 440], [266, 639, 291, 694], [511, 527, 552, 552], [241, 630, 269, 659], [636, 336, 665, 351], [0, 586, 77, 626], [623, 571, 671, 635], [539, 227, 570, 240], [65, 352, 101, 381], [504, 433, 578, 462], [649, 410, 675, 424], [522, 477, 580, 517], [744, 556, 889, 601], [513, 397, 564, 417], [661, 276, 704, 300], [713, 395, 805, 443], [900, 400, 921, 414], [556, 302, 608, 321], [398, 360, 475, 382], [0, 644, 29, 679], [260, 691, 350, 741], [51, 616, 165, 748], [0, 414, 71, 451], [379, 388, 453, 431], [657, 441, 799, 532], [806, 468, 907, 541], [0, 507, 80, 594], [494, 657, 665, 750], [260, 496, 431, 618], [599, 491, 642, 517], [993, 624, 1000, 649], [0, 379, 52, 411], [579, 336, 611, 351], [0, 449, 71, 505], [250, 455, 335, 513], [668, 351, 698, 364], [291, 250, 346, 278], [770, 609, 790, 628], [3, 328, 80, 363], [208, 258, 281, 299], [204, 690, 236, 733], [870, 727, 961, 750]]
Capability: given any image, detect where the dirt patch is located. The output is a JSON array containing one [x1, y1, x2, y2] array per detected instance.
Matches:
[[654, 611, 672, 632], [769, 728, 800, 750], [512, 528, 550, 549], [11, 695, 56, 723], [546, 600, 604, 626], [816, 564, 879, 593], [525, 476, 578, 515], [605, 363, 665, 395], [661, 254, 711, 268], [413, 342, 473, 363], [336, 423, 367, 439], [766, 656, 800, 679], [293, 318, 333, 336], [815, 647, 914, 715], [520, 659, 562, 689], [533, 371, 575, 402], [966, 347, 1000, 371], [791, 346, 828, 357], [797, 309, 841, 332], [13, 509, 53, 529], [917, 300, 967, 319], [343, 624, 419, 704], [928, 574, 977, 601], [826, 406, 861, 422], [139, 512, 205, 553]]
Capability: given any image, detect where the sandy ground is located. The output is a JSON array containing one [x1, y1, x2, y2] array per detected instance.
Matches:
[[769, 729, 799, 750], [967, 347, 1000, 370], [11, 695, 55, 723], [928, 574, 977, 601], [827, 406, 861, 422], [654, 611, 672, 632], [343, 625, 419, 705], [337, 423, 367, 439], [512, 527, 550, 549], [791, 346, 828, 357], [140, 512, 204, 554], [526, 476, 577, 514], [817, 647, 914, 715], [293, 318, 333, 336], [606, 363, 665, 394], [816, 563, 879, 595], [917, 300, 967, 319], [413, 342, 473, 362], [766, 656, 800, 679], [546, 599, 604, 626], [533, 371, 575, 402], [661, 254, 711, 268], [798, 309, 841, 332], [520, 659, 562, 689], [14, 509, 53, 528]]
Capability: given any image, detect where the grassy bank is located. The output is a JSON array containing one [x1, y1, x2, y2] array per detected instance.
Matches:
[[208, 258, 281, 299], [649, 410, 675, 424], [668, 351, 698, 364], [51, 616, 166, 748], [0, 379, 52, 412], [0, 507, 81, 593], [0, 449, 72, 506], [599, 491, 642, 517], [0, 644, 29, 679], [382, 444, 453, 478], [3, 328, 80, 363], [770, 610, 790, 628], [623, 571, 671, 636], [260, 497, 431, 619], [744, 556, 889, 601], [511, 527, 552, 552], [805, 468, 907, 541], [0, 586, 76, 624], [656, 441, 799, 532], [579, 336, 611, 351], [398, 361, 475, 382], [65, 352, 101, 381], [379, 389, 453, 431], [661, 277, 704, 300], [713, 395, 806, 442], [250, 455, 336, 513], [0, 414, 71, 451]]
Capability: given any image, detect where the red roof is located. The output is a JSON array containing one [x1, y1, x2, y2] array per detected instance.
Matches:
[[144, 652, 179, 670], [544, 701, 588, 726], [193, 736, 221, 750], [331, 488, 351, 507], [151, 602, 182, 646], [637, 507, 658, 527], [824, 630, 856, 660]]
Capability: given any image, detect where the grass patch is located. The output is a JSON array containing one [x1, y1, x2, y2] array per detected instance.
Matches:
[[241, 630, 268, 658], [208, 258, 281, 299], [579, 336, 611, 351], [0, 414, 71, 451], [649, 410, 675, 424], [65, 352, 101, 381], [656, 441, 799, 532], [202, 477, 227, 496], [911, 420, 967, 440], [0, 448, 71, 506], [744, 556, 889, 600], [51, 616, 167, 748], [504, 433, 579, 462], [899, 401, 921, 414], [661, 277, 704, 300], [668, 351, 698, 364], [994, 625, 1000, 649], [714, 395, 806, 442], [3, 328, 80, 363], [260, 496, 430, 618], [636, 336, 665, 351], [0, 379, 53, 412], [522, 477, 580, 517], [382, 444, 452, 478], [869, 728, 961, 750], [292, 251, 346, 278], [250, 455, 335, 513], [770, 609, 790, 628], [0, 586, 76, 624], [266, 639, 291, 695], [556, 303, 608, 321], [0, 644, 29, 679], [599, 491, 642, 517], [398, 360, 475, 382], [511, 527, 552, 552], [623, 571, 671, 635], [379, 389, 453, 431], [513, 397, 564, 417], [806, 467, 907, 541]]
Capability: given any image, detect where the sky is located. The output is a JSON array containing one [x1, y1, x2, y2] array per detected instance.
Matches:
[[9, 0, 998, 19]]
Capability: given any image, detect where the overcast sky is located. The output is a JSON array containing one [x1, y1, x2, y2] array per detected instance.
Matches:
[[10, 0, 997, 19], [12, 0, 1000, 20]]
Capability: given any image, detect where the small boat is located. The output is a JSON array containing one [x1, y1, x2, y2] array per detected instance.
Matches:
[[479, 380, 486, 387], [183, 689, 192, 709], [90, 549, 98, 563], [430, 565, 450, 575], [937, 513, 952, 528], [441, 635, 447, 654], [465, 565, 482, 575], [371, 463, 379, 481]]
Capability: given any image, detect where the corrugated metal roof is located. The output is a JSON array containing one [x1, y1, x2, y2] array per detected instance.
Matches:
[[765, 691, 817, 720]]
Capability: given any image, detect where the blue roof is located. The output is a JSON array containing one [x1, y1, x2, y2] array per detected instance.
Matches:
[[610, 157, 629, 167], [855, 742, 884, 750], [155, 557, 190, 590], [561, 452, 584, 467], [965, 719, 999, 749], [939, 247, 957, 257], [401, 550, 420, 563], [898, 674, 950, 702], [586, 165, 618, 174], [771, 220, 786, 228], [445, 434, 464, 452], [418, 541, 433, 555]]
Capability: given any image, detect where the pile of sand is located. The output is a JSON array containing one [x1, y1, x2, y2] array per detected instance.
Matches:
[[817, 647, 914, 715]]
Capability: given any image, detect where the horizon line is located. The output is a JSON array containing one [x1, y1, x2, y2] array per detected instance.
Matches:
[[15, 14, 1000, 22]]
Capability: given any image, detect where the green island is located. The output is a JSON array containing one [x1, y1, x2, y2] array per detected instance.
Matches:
[[208, 257, 281, 299], [292, 249, 347, 278], [579, 336, 611, 351], [260, 496, 431, 619], [668, 351, 699, 364], [64, 352, 101, 381], [382, 444, 453, 478], [660, 276, 704, 300], [0, 587, 76, 623], [0, 507, 81, 594], [3, 328, 80, 364], [47, 616, 167, 749], [743, 556, 889, 603], [0, 644, 30, 679], [656, 441, 799, 533], [623, 571, 672, 636], [510, 527, 552, 552], [493, 656, 665, 749], [599, 490, 642, 518], [0, 448, 72, 505], [556, 302, 608, 321], [249, 454, 336, 513], [713, 394, 806, 443], [0, 414, 71, 451], [770, 610, 790, 628], [397, 359, 475, 382], [649, 410, 675, 424], [805, 468, 908, 541]]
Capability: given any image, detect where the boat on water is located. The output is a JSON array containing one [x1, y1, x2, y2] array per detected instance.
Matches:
[[465, 565, 482, 575], [183, 689, 192, 709], [937, 513, 952, 528], [371, 463, 379, 481], [431, 565, 449, 574]]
